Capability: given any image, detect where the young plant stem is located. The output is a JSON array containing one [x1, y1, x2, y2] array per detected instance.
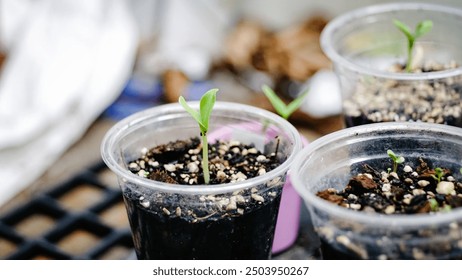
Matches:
[[405, 41, 413, 73], [201, 132, 210, 184]]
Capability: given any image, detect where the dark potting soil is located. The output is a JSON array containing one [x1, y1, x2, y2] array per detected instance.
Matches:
[[124, 137, 284, 259], [123, 188, 281, 259], [316, 156, 462, 259], [343, 61, 462, 127]]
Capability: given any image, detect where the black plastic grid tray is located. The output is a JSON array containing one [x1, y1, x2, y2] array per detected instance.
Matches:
[[0, 162, 134, 260]]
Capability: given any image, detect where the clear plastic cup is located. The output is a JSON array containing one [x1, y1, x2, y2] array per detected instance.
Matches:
[[291, 122, 462, 259], [101, 101, 301, 259], [320, 3, 462, 127]]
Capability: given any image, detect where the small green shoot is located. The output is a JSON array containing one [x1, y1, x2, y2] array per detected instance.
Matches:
[[393, 19, 433, 72], [387, 149, 405, 173], [179, 89, 218, 184], [428, 198, 451, 212], [428, 198, 439, 212], [261, 84, 309, 120], [432, 167, 444, 183]]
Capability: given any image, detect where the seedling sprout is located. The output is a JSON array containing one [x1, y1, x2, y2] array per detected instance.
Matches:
[[429, 197, 452, 212], [393, 19, 433, 72], [432, 167, 444, 183], [387, 149, 405, 173], [179, 89, 218, 184], [261, 85, 309, 120], [428, 198, 439, 212]]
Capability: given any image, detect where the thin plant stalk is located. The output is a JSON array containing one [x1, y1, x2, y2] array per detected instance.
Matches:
[[201, 132, 210, 184]]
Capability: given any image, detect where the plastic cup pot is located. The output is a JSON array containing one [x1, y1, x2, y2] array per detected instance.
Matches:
[[291, 122, 462, 259], [101, 102, 301, 259], [320, 3, 462, 128]]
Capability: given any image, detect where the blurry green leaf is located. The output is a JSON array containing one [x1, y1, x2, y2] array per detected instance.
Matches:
[[286, 88, 310, 118], [199, 88, 218, 134], [262, 84, 309, 119], [179, 96, 204, 130], [415, 20, 433, 38], [262, 85, 289, 119], [393, 19, 413, 42]]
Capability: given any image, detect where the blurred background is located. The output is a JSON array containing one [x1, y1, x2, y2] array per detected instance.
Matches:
[[1, 0, 461, 260]]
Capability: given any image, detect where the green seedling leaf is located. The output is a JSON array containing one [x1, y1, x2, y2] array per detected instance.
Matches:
[[179, 96, 204, 131], [415, 20, 433, 38], [428, 198, 439, 212], [429, 198, 451, 212], [387, 149, 404, 163], [396, 156, 405, 164], [262, 85, 288, 119], [286, 89, 310, 118], [393, 19, 433, 72], [199, 88, 218, 134], [179, 89, 218, 134], [262, 84, 309, 120], [393, 19, 413, 42], [387, 149, 396, 160]]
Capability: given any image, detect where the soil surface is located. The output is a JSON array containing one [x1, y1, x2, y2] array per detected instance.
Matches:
[[127, 137, 281, 185], [344, 61, 462, 127], [318, 157, 462, 214]]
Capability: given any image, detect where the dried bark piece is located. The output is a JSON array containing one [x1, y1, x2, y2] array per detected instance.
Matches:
[[317, 189, 344, 205], [348, 174, 377, 192], [149, 170, 178, 184]]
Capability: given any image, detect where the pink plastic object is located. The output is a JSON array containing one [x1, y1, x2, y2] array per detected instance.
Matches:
[[271, 175, 302, 253], [271, 136, 308, 254], [208, 122, 307, 254]]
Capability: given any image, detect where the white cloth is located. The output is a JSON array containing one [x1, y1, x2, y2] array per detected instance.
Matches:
[[0, 0, 138, 206], [137, 0, 238, 81]]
